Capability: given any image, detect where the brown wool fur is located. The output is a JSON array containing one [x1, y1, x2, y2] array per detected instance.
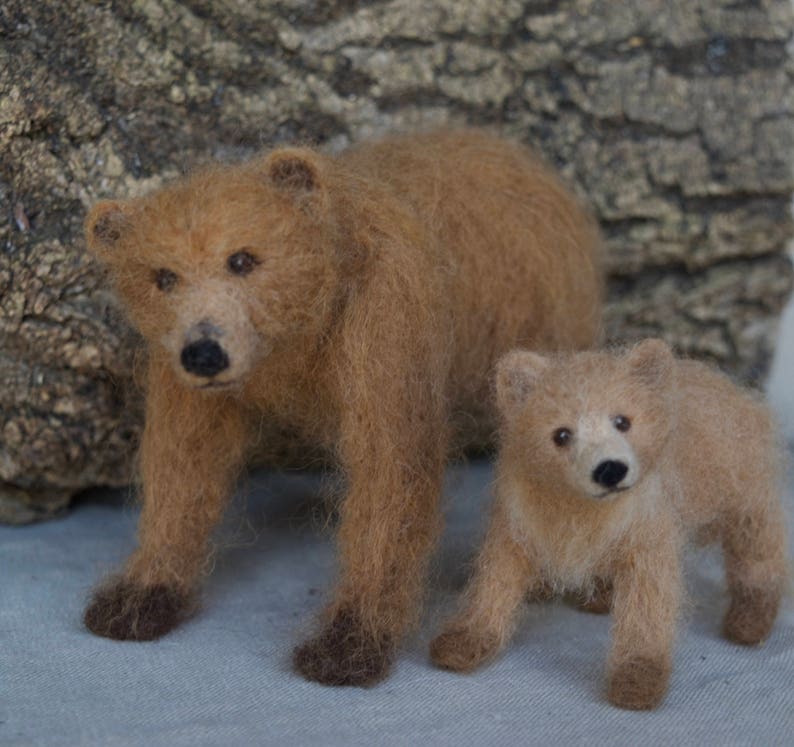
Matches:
[[82, 129, 602, 684], [430, 340, 789, 709]]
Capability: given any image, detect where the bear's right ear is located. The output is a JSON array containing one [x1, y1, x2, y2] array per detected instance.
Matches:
[[627, 339, 674, 390], [265, 148, 325, 206], [495, 350, 550, 413], [84, 200, 132, 259]]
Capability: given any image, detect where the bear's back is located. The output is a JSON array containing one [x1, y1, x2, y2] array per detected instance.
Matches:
[[341, 130, 603, 440]]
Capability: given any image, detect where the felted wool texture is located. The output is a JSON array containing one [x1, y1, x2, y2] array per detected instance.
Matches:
[[82, 129, 603, 686], [431, 340, 789, 710]]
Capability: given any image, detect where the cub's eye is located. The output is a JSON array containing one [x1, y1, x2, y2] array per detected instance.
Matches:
[[613, 415, 631, 432], [552, 427, 572, 447], [154, 268, 178, 292], [227, 250, 258, 276]]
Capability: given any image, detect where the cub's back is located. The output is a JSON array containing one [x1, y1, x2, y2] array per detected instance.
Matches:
[[672, 359, 781, 525]]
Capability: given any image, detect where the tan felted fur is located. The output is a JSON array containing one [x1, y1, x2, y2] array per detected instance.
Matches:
[[431, 340, 789, 709], [82, 129, 602, 685]]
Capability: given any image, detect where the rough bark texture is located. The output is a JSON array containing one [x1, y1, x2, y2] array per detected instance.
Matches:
[[1, 0, 793, 523]]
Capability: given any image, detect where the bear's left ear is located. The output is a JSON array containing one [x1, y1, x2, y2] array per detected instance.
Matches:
[[627, 339, 674, 390], [265, 148, 325, 203], [495, 349, 550, 413], [84, 200, 133, 261]]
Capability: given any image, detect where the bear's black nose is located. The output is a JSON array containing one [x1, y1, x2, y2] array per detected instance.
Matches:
[[592, 460, 628, 488], [180, 339, 229, 378]]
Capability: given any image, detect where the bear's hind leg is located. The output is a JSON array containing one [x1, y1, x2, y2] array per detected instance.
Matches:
[[721, 499, 787, 646]]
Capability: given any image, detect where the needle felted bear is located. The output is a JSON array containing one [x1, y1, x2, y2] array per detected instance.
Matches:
[[430, 340, 789, 709], [82, 129, 602, 686]]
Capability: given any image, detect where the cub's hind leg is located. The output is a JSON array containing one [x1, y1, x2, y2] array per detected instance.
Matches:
[[575, 577, 613, 615], [721, 497, 788, 646]]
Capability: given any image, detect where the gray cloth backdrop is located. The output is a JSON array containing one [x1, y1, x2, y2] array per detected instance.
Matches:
[[2, 440, 793, 745]]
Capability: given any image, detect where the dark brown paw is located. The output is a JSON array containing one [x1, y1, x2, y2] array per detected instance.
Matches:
[[576, 578, 613, 615], [293, 610, 393, 687], [607, 657, 670, 710], [84, 580, 190, 641], [723, 586, 780, 645], [429, 628, 500, 673]]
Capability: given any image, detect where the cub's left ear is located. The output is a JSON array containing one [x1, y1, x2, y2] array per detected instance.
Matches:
[[627, 339, 675, 390], [84, 200, 132, 259], [495, 349, 550, 414], [265, 148, 325, 202]]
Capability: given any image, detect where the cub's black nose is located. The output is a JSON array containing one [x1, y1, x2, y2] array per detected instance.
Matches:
[[181, 339, 229, 378], [592, 460, 628, 488]]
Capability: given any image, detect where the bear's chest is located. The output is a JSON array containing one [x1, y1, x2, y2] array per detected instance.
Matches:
[[242, 364, 341, 449]]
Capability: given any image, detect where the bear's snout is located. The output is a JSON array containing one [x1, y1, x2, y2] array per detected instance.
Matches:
[[592, 460, 628, 489], [181, 338, 230, 378]]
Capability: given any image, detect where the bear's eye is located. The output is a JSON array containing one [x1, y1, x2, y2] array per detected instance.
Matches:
[[552, 427, 572, 447], [613, 415, 631, 432], [227, 250, 259, 276], [154, 268, 178, 292]]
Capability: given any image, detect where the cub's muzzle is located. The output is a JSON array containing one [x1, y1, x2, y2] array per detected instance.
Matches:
[[592, 460, 628, 489]]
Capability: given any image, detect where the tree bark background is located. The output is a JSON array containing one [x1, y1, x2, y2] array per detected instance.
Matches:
[[1, 0, 793, 522]]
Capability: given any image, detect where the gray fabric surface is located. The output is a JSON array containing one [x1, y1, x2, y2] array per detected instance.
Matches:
[[2, 454, 793, 746]]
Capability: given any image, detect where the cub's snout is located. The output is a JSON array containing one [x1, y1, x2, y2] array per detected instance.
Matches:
[[592, 460, 629, 489]]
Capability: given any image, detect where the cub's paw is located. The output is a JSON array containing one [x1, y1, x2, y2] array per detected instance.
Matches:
[[576, 578, 613, 615], [607, 657, 670, 710], [84, 580, 190, 641], [429, 628, 500, 673], [293, 610, 393, 687], [723, 586, 781, 646], [526, 580, 555, 604]]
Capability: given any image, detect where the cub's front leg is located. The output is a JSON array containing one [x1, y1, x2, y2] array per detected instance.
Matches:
[[606, 527, 682, 710], [430, 502, 536, 673], [84, 360, 250, 641]]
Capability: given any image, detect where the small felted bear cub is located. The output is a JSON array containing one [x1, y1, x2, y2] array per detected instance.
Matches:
[[431, 340, 789, 710]]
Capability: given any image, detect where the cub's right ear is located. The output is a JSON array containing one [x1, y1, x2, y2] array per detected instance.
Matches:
[[84, 201, 131, 258], [626, 338, 674, 391], [495, 350, 550, 414]]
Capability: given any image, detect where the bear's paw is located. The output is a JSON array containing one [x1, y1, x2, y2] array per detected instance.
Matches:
[[293, 609, 393, 687], [84, 579, 190, 641]]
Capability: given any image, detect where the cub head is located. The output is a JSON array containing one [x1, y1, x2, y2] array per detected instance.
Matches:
[[85, 148, 346, 390], [495, 340, 676, 500]]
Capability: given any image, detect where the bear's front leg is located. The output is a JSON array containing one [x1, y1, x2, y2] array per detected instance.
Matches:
[[606, 528, 681, 710], [293, 434, 446, 685], [84, 360, 250, 641], [293, 363, 448, 685]]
